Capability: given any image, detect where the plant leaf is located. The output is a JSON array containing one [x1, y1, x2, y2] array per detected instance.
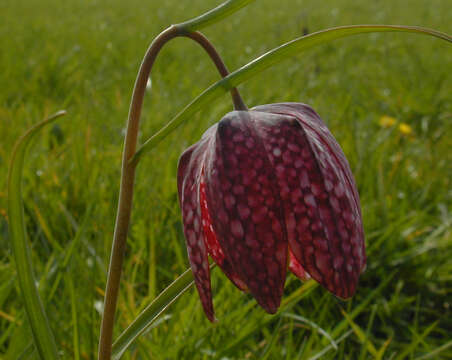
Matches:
[[283, 313, 337, 350], [177, 0, 257, 32], [111, 267, 196, 360], [7, 110, 66, 360], [132, 25, 451, 164], [395, 321, 439, 360], [340, 308, 378, 356], [327, 272, 395, 342]]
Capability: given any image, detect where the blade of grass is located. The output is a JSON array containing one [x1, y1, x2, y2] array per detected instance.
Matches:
[[415, 339, 452, 360], [132, 25, 451, 164], [308, 330, 353, 360], [340, 308, 378, 357], [4, 313, 34, 360], [32, 203, 63, 252], [259, 317, 283, 360], [328, 271, 396, 342], [376, 337, 393, 360], [0, 278, 15, 310], [113, 274, 315, 359], [7, 110, 66, 360], [148, 231, 156, 299], [217, 281, 316, 358], [394, 321, 439, 360], [359, 304, 378, 360], [67, 274, 80, 360], [283, 313, 337, 350], [111, 267, 197, 360], [47, 204, 93, 302]]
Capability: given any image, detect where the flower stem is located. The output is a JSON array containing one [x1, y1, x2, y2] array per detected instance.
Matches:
[[182, 30, 248, 111], [131, 24, 451, 165], [98, 25, 245, 360]]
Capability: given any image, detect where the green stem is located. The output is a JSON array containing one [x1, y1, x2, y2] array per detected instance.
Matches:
[[8, 111, 66, 360], [98, 26, 245, 360], [184, 31, 247, 110], [132, 24, 451, 164], [99, 3, 256, 357]]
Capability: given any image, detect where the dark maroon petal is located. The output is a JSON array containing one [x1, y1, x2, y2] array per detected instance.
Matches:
[[199, 177, 248, 291], [253, 103, 365, 269], [177, 141, 215, 321], [203, 111, 288, 314], [266, 103, 365, 273], [251, 104, 365, 298]]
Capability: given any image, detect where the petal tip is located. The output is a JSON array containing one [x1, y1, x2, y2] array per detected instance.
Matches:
[[205, 311, 217, 323], [256, 295, 282, 315]]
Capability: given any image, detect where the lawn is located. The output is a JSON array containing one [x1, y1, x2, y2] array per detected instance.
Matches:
[[0, 0, 451, 358]]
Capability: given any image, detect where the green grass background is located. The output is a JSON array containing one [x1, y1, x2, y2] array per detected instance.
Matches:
[[0, 0, 451, 358]]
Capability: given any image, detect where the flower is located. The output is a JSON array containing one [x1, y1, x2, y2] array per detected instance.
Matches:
[[177, 103, 366, 321], [379, 115, 414, 138], [398, 123, 413, 136], [379, 115, 397, 128]]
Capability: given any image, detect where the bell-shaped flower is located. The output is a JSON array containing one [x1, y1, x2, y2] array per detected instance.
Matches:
[[177, 103, 366, 321]]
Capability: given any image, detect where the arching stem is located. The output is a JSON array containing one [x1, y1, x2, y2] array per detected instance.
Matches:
[[98, 25, 245, 360], [183, 30, 247, 111]]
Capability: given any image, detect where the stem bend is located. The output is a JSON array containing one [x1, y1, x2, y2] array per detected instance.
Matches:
[[98, 26, 244, 360]]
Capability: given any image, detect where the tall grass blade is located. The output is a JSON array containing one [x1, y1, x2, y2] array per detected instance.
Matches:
[[395, 321, 439, 360], [283, 313, 337, 350], [308, 330, 353, 360], [340, 308, 377, 356], [7, 110, 66, 360], [68, 274, 80, 360], [326, 272, 395, 343], [414, 339, 452, 360], [259, 317, 283, 360]]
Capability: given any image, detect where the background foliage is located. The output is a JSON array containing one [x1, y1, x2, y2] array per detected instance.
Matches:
[[0, 0, 451, 358]]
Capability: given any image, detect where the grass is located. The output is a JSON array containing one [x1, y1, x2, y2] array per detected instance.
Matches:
[[0, 0, 451, 358]]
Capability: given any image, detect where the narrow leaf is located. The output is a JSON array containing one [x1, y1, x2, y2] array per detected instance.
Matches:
[[308, 330, 353, 360], [7, 110, 66, 360], [340, 308, 378, 356], [68, 274, 80, 360], [414, 339, 452, 360], [327, 272, 395, 343], [177, 0, 257, 32], [283, 313, 337, 350], [217, 281, 315, 358], [376, 337, 392, 360], [111, 267, 196, 360], [395, 321, 439, 360], [113, 270, 315, 359], [259, 317, 283, 360], [133, 25, 451, 164]]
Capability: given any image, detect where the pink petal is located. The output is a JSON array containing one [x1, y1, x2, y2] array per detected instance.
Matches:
[[251, 103, 365, 298], [203, 111, 288, 313], [177, 141, 215, 321]]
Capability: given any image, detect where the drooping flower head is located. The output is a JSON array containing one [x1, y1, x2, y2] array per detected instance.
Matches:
[[177, 103, 366, 321]]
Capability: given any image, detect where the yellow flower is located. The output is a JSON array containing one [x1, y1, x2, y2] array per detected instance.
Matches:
[[379, 115, 397, 128], [398, 123, 413, 136]]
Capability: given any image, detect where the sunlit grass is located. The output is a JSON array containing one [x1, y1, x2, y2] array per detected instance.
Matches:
[[1, 0, 451, 358]]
